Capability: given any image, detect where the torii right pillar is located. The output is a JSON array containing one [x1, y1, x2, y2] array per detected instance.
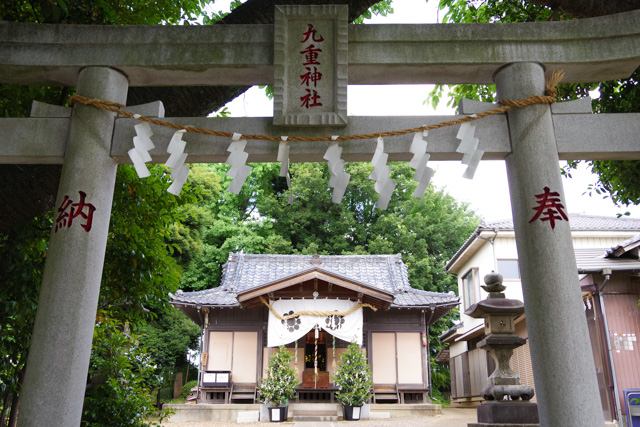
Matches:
[[495, 62, 604, 426]]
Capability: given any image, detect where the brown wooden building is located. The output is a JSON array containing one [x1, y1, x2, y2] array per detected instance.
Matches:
[[171, 253, 458, 404]]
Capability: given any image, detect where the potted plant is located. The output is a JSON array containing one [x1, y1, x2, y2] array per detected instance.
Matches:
[[332, 341, 374, 421], [258, 346, 299, 422]]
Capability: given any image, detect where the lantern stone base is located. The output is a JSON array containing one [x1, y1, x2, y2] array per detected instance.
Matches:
[[468, 401, 540, 427]]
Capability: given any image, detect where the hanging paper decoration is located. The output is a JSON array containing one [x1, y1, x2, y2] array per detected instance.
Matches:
[[455, 119, 484, 179], [225, 133, 252, 194], [323, 136, 351, 204], [128, 115, 155, 178], [369, 136, 396, 210], [278, 136, 293, 204], [409, 131, 434, 198], [294, 339, 299, 375], [165, 129, 190, 196]]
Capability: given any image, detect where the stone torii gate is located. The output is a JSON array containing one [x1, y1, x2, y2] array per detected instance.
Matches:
[[1, 7, 639, 427]]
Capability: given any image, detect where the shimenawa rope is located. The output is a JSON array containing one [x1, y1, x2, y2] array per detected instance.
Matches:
[[67, 70, 565, 143]]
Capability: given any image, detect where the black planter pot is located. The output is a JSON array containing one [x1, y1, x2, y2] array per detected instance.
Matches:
[[343, 405, 363, 421], [268, 406, 288, 422]]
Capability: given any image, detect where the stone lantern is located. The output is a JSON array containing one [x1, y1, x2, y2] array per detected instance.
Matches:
[[466, 272, 539, 427]]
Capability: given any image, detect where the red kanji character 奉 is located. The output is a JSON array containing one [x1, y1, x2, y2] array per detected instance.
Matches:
[[529, 186, 568, 229], [299, 44, 322, 66], [300, 66, 323, 87], [55, 195, 73, 232], [300, 89, 323, 108], [300, 24, 324, 43], [54, 191, 97, 233]]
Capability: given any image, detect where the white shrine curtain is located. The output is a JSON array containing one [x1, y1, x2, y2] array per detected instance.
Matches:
[[267, 299, 363, 347]]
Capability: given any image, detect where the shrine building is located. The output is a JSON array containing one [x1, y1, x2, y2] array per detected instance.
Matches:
[[170, 252, 458, 404]]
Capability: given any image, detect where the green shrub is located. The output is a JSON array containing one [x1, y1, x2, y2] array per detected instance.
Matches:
[[257, 346, 298, 407], [332, 341, 373, 407], [82, 312, 171, 426], [180, 380, 198, 399], [157, 387, 174, 403]]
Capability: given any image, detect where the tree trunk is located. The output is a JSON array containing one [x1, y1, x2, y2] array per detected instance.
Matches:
[[0, 390, 12, 427], [7, 369, 24, 427]]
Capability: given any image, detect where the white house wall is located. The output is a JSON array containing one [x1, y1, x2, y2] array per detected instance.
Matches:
[[448, 225, 640, 408]]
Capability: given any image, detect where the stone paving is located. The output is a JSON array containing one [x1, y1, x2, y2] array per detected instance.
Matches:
[[159, 406, 477, 426]]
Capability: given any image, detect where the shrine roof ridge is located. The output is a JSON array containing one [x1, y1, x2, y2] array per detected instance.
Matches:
[[170, 253, 459, 310]]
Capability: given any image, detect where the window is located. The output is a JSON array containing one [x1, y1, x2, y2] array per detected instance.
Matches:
[[462, 269, 479, 309], [497, 259, 520, 280]]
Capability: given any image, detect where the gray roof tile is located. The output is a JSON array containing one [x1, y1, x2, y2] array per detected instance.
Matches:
[[171, 253, 458, 309]]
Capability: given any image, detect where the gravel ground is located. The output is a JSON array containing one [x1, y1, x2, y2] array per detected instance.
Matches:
[[159, 407, 477, 426]]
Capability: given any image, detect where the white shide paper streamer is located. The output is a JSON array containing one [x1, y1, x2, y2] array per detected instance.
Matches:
[[455, 119, 484, 179], [128, 115, 155, 178], [165, 129, 190, 196], [225, 133, 252, 194], [323, 136, 351, 204], [278, 137, 293, 204], [409, 130, 434, 198], [369, 136, 396, 210]]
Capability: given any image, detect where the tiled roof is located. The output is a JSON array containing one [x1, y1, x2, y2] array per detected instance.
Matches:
[[171, 253, 458, 309], [446, 214, 640, 271], [575, 247, 640, 273], [480, 213, 640, 232]]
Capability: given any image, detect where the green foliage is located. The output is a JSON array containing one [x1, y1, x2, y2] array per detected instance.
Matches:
[[136, 307, 201, 370], [0, 0, 212, 25], [180, 380, 198, 399], [0, 215, 50, 413], [156, 387, 175, 404], [352, 0, 393, 23], [177, 162, 479, 294], [332, 341, 373, 407], [101, 165, 198, 322], [428, 0, 640, 211], [82, 311, 172, 426], [258, 346, 298, 407]]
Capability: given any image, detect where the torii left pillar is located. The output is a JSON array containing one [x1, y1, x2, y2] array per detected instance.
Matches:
[[18, 67, 128, 427]]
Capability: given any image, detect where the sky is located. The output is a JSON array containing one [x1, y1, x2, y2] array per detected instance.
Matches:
[[209, 0, 640, 222]]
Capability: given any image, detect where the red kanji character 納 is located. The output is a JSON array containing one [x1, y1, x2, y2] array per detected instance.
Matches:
[[299, 44, 322, 66], [300, 24, 324, 43], [300, 89, 322, 109], [300, 66, 323, 87], [54, 191, 97, 233], [55, 195, 73, 232], [529, 186, 568, 229], [70, 191, 96, 232]]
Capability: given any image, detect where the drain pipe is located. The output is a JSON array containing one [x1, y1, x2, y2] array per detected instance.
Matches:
[[598, 269, 622, 426]]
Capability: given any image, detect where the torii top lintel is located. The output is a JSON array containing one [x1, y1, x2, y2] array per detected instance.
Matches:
[[1, 9, 639, 87]]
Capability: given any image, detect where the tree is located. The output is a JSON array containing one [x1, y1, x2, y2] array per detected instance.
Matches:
[[257, 346, 298, 407], [428, 0, 640, 213], [332, 341, 374, 407], [135, 307, 201, 386], [82, 311, 172, 427]]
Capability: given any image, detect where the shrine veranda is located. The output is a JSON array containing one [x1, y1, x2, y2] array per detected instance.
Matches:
[[1, 7, 640, 427]]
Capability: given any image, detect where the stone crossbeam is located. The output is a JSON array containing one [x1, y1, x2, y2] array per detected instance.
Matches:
[[1, 9, 639, 86], [2, 112, 639, 164]]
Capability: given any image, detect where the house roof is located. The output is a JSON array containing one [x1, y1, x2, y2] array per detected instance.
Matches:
[[171, 253, 459, 323], [446, 214, 640, 273], [576, 247, 640, 273]]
